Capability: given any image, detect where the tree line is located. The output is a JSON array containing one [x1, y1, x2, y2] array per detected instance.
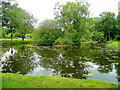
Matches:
[[1, 0, 120, 45]]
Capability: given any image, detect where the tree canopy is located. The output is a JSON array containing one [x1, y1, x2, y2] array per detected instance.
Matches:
[[54, 1, 90, 45], [32, 19, 62, 45], [1, 0, 35, 41], [98, 12, 117, 41]]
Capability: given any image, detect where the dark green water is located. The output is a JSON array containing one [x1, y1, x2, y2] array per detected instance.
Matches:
[[1, 43, 120, 83]]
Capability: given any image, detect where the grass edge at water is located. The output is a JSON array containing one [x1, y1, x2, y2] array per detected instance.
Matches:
[[108, 40, 120, 48], [0, 38, 34, 46], [1, 73, 118, 88]]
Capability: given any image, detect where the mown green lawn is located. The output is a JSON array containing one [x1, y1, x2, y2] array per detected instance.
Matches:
[[108, 40, 120, 48], [0, 38, 34, 45], [1, 73, 118, 88]]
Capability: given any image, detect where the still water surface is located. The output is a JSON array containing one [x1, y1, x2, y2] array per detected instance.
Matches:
[[1, 43, 120, 83]]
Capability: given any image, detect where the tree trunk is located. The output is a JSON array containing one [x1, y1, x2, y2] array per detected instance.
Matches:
[[10, 33, 13, 45], [108, 32, 111, 41], [22, 33, 25, 41], [22, 36, 24, 41]]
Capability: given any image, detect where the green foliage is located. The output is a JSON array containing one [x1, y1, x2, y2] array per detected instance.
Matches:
[[63, 24, 79, 45], [2, 73, 117, 88], [1, 28, 9, 38], [80, 30, 92, 42], [54, 1, 90, 45], [0, 26, 1, 38], [54, 37, 64, 45], [32, 19, 62, 46], [116, 15, 120, 40], [1, 0, 35, 41], [7, 7, 35, 40], [1, 0, 17, 28], [96, 12, 117, 41], [92, 31, 104, 42], [63, 38, 73, 45], [0, 25, 12, 38]]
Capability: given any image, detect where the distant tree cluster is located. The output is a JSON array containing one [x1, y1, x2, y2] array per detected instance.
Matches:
[[33, 0, 120, 45], [1, 0, 120, 45]]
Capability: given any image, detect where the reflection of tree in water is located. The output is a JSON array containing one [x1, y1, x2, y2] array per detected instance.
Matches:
[[90, 44, 119, 85], [115, 61, 120, 87], [114, 49, 120, 86], [97, 65, 112, 73], [1, 43, 119, 82], [53, 57, 90, 79], [2, 46, 39, 75], [33, 43, 119, 80], [34, 46, 91, 79], [91, 47, 119, 74]]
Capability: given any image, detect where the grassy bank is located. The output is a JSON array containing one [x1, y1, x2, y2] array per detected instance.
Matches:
[[1, 73, 118, 88], [0, 38, 34, 46], [108, 40, 120, 48]]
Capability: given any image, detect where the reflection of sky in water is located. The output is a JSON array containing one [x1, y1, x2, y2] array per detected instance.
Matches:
[[27, 61, 118, 83], [30, 52, 41, 63], [86, 62, 118, 83], [1, 48, 17, 68], [1, 48, 17, 62], [28, 66, 54, 76]]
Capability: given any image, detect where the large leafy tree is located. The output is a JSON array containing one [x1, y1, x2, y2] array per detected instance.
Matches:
[[1, 0, 35, 41], [98, 12, 117, 41], [9, 7, 35, 41], [1, 0, 17, 39], [116, 14, 120, 40], [54, 0, 90, 45], [89, 18, 104, 42], [1, 0, 17, 28], [32, 19, 62, 45]]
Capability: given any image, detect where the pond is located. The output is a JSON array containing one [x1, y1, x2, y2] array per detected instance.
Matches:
[[1, 43, 120, 84]]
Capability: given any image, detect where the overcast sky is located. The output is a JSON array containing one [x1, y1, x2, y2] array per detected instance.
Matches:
[[17, 0, 120, 23]]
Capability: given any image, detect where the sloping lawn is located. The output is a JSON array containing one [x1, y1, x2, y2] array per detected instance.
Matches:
[[1, 73, 118, 88], [108, 40, 120, 48]]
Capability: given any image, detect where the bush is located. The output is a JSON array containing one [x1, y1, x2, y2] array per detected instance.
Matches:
[[32, 28, 62, 46], [54, 37, 64, 45], [92, 31, 104, 42]]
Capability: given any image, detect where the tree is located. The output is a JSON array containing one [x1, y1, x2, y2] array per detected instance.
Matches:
[[98, 12, 117, 41], [1, 0, 18, 42], [54, 0, 90, 45], [1, 0, 35, 41], [88, 18, 105, 42], [32, 19, 62, 45], [10, 7, 35, 41], [1, 0, 17, 28], [0, 25, 10, 38], [116, 14, 120, 40]]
